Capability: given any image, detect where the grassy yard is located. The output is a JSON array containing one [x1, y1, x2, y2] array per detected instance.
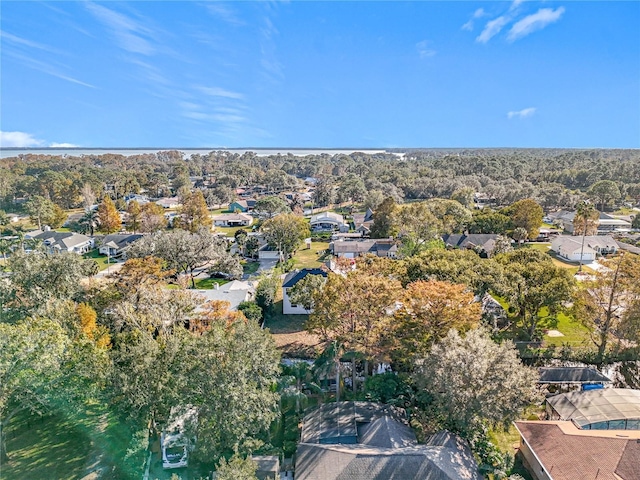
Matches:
[[242, 260, 260, 276], [540, 310, 592, 347], [525, 243, 595, 274], [3, 405, 135, 480], [291, 241, 330, 269], [83, 248, 112, 271], [213, 225, 253, 237], [193, 277, 230, 289], [264, 297, 321, 358]]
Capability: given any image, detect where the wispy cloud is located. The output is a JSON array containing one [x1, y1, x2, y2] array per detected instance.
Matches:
[[508, 107, 537, 119], [196, 86, 245, 100], [85, 2, 156, 55], [461, 8, 487, 31], [416, 40, 436, 58], [0, 131, 44, 148], [0, 30, 65, 54], [49, 142, 79, 148], [476, 16, 510, 43], [507, 7, 565, 42], [202, 2, 244, 26], [4, 50, 96, 88]]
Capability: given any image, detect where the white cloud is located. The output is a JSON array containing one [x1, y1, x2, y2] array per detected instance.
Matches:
[[85, 2, 155, 55], [196, 86, 244, 100], [0, 30, 64, 54], [507, 107, 537, 119], [473, 8, 487, 19], [203, 3, 244, 26], [476, 16, 510, 43], [0, 131, 44, 147], [416, 40, 436, 58], [4, 50, 96, 88], [49, 142, 79, 148], [507, 7, 565, 42], [461, 20, 474, 31], [461, 8, 487, 31]]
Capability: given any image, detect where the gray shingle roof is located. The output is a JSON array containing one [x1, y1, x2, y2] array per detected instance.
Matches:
[[282, 268, 327, 289]]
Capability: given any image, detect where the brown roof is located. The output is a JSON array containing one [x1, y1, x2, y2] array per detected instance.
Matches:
[[515, 421, 640, 480]]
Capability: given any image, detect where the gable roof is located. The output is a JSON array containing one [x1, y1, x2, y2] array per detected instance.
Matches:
[[101, 234, 143, 250], [282, 268, 327, 288], [28, 230, 92, 250], [442, 233, 499, 252], [296, 402, 481, 480], [515, 421, 640, 480], [538, 367, 611, 384]]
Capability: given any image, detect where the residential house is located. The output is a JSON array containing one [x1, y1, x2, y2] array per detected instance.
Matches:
[[282, 268, 328, 314], [98, 234, 144, 258], [473, 192, 496, 209], [310, 212, 349, 232], [155, 197, 181, 209], [550, 235, 618, 262], [228, 199, 257, 213], [515, 420, 640, 480], [212, 213, 253, 228], [26, 229, 93, 254], [330, 239, 398, 259], [295, 401, 482, 480], [442, 233, 501, 257], [549, 210, 632, 234], [192, 280, 254, 313], [251, 456, 280, 480], [124, 193, 149, 205], [352, 208, 374, 236]]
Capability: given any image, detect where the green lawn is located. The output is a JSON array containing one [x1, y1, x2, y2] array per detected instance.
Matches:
[[3, 405, 135, 480], [525, 243, 595, 274], [243, 260, 260, 276], [213, 225, 253, 237], [83, 249, 112, 271], [291, 242, 330, 269], [540, 311, 592, 347], [193, 277, 231, 289]]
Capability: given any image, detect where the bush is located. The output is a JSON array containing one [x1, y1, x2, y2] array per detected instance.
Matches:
[[238, 301, 263, 323]]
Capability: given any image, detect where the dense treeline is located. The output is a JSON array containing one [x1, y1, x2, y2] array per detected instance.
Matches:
[[1, 149, 639, 212]]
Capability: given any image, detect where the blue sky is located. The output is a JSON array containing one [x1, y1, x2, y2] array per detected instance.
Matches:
[[1, 1, 639, 148]]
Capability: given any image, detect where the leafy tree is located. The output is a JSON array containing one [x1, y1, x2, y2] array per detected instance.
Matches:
[[424, 198, 472, 234], [312, 177, 334, 207], [588, 180, 621, 211], [362, 190, 385, 212], [337, 174, 367, 204], [370, 197, 398, 239], [392, 280, 482, 368], [414, 328, 541, 436], [0, 210, 8, 227], [493, 235, 513, 255], [503, 199, 543, 239], [126, 229, 234, 288], [288, 272, 327, 311], [235, 229, 248, 256], [139, 202, 167, 232], [24, 195, 55, 230], [451, 187, 475, 209], [126, 200, 142, 233], [468, 210, 512, 235], [78, 209, 99, 236], [255, 274, 279, 313], [632, 214, 640, 229], [238, 301, 263, 323], [97, 196, 122, 233], [253, 196, 289, 219], [394, 202, 440, 256], [80, 183, 96, 210], [307, 270, 403, 389], [572, 254, 640, 363], [512, 227, 528, 243], [215, 455, 258, 480], [495, 249, 574, 340], [177, 189, 212, 233], [261, 213, 309, 261], [245, 236, 260, 259]]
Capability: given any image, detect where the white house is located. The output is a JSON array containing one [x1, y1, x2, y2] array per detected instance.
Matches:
[[26, 230, 94, 254], [98, 234, 143, 258], [309, 212, 349, 232], [282, 268, 328, 314], [212, 212, 253, 228], [551, 235, 618, 262]]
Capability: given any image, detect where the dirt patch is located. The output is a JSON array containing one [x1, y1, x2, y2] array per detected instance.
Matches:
[[545, 329, 565, 337]]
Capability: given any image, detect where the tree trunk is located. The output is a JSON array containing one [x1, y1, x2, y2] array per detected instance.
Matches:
[[335, 360, 340, 403], [352, 358, 357, 393], [363, 359, 369, 393]]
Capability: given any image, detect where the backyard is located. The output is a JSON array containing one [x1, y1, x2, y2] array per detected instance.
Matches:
[[291, 241, 330, 269]]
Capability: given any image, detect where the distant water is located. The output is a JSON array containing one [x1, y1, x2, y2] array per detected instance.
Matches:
[[0, 147, 392, 159]]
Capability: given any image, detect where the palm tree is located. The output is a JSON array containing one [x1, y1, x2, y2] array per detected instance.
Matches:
[[79, 209, 99, 236], [575, 201, 598, 272], [313, 341, 345, 402]]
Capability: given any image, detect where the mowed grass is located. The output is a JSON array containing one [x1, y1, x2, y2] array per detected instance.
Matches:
[[291, 242, 330, 269], [525, 243, 595, 274], [265, 296, 321, 358], [540, 310, 592, 347], [193, 277, 230, 289], [3, 404, 135, 480], [83, 249, 111, 271]]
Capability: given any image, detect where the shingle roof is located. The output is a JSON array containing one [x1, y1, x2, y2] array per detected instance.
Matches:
[[101, 234, 143, 249], [282, 268, 327, 288], [30, 231, 92, 250], [515, 421, 640, 480], [296, 402, 481, 480], [538, 367, 611, 384], [442, 234, 499, 252]]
